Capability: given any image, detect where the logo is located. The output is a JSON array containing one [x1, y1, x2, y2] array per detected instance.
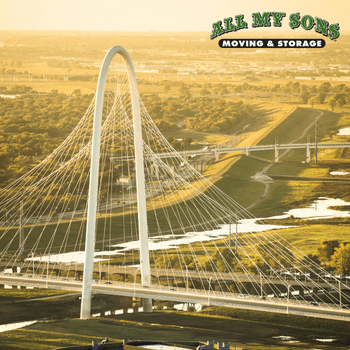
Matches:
[[211, 12, 340, 48]]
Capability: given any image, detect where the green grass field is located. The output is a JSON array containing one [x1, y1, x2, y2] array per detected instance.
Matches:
[[267, 223, 350, 255], [214, 156, 266, 208], [213, 106, 350, 219], [0, 288, 73, 301], [1, 308, 349, 350]]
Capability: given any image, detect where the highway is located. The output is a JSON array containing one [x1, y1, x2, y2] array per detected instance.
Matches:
[[1, 262, 344, 292], [109, 142, 350, 162], [1, 275, 350, 322]]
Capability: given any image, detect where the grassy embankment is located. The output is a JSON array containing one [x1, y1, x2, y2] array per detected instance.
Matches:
[[0, 288, 71, 301], [1, 308, 350, 350], [201, 103, 295, 181], [215, 106, 350, 217]]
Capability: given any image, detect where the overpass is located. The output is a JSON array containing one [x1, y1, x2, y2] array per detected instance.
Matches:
[[1, 274, 350, 322], [1, 261, 346, 293], [110, 142, 350, 164]]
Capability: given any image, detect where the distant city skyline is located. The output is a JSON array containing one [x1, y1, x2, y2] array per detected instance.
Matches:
[[0, 0, 349, 32]]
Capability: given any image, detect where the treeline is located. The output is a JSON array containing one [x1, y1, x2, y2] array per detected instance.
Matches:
[[185, 99, 253, 134], [311, 240, 350, 276], [142, 83, 258, 134], [144, 80, 350, 113], [0, 87, 93, 186], [140, 78, 350, 96], [0, 85, 34, 95]]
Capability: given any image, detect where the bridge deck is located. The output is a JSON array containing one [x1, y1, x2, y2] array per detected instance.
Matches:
[[1, 275, 349, 322], [1, 262, 343, 290]]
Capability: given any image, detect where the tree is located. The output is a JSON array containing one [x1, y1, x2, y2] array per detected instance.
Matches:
[[335, 93, 346, 108], [182, 137, 193, 150], [318, 82, 331, 93], [155, 120, 179, 132], [299, 91, 310, 104], [177, 83, 191, 97], [329, 98, 336, 111], [332, 243, 350, 276], [220, 86, 230, 95], [199, 88, 211, 95], [300, 254, 321, 272], [317, 240, 340, 264], [163, 84, 170, 93], [209, 247, 239, 272], [316, 91, 327, 104], [308, 96, 317, 108]]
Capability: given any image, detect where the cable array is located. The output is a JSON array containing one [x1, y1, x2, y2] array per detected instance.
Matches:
[[0, 52, 349, 312]]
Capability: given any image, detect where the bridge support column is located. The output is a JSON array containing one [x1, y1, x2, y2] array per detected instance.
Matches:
[[306, 143, 310, 163], [214, 150, 218, 162], [274, 145, 279, 163], [245, 147, 249, 156], [142, 298, 152, 312]]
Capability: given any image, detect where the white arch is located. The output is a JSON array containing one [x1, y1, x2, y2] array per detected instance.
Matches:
[[80, 46, 151, 320]]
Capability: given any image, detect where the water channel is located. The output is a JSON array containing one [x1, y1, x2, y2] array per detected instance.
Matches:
[[22, 197, 350, 265]]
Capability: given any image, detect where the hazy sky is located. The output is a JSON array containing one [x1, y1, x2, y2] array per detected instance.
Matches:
[[1, 0, 349, 32]]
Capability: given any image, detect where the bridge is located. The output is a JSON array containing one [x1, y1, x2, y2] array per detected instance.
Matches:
[[0, 46, 349, 321], [110, 142, 350, 164], [2, 274, 350, 322]]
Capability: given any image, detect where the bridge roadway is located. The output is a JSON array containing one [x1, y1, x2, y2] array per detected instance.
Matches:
[[1, 262, 346, 297], [110, 142, 350, 162], [165, 142, 350, 158], [0, 275, 349, 322]]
